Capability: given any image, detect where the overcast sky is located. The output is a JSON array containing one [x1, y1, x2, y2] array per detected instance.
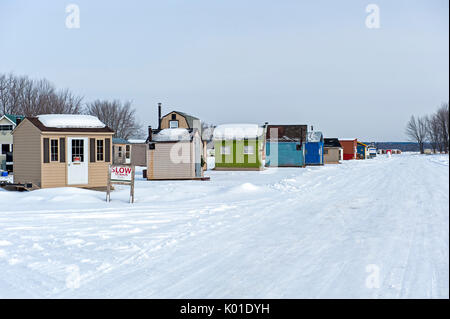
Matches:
[[0, 0, 448, 141]]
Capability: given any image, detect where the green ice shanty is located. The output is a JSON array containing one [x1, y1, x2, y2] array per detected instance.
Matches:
[[213, 124, 266, 170]]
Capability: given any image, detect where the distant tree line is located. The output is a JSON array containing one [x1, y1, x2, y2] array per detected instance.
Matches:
[[0, 72, 143, 139], [406, 103, 449, 154]]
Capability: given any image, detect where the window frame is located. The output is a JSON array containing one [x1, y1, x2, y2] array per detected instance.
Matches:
[[125, 144, 131, 159], [220, 145, 231, 155], [96, 139, 104, 162], [169, 120, 179, 128], [50, 139, 59, 162], [243, 145, 254, 155]]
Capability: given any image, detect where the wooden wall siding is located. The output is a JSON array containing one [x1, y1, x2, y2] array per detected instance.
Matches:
[[147, 147, 154, 179], [87, 162, 109, 187], [339, 140, 357, 160], [148, 142, 195, 179], [160, 112, 189, 129], [13, 119, 42, 187], [324, 147, 341, 164], [41, 161, 66, 188], [131, 144, 147, 166], [39, 133, 112, 188]]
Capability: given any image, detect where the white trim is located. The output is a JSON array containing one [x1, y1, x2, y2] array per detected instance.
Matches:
[[0, 115, 17, 126]]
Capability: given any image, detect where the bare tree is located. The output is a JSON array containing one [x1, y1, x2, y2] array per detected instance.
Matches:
[[435, 102, 449, 153], [426, 115, 441, 153], [0, 73, 84, 116], [86, 100, 143, 139], [406, 115, 428, 154]]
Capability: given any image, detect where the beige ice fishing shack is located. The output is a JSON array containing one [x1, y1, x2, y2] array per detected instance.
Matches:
[[12, 115, 114, 189]]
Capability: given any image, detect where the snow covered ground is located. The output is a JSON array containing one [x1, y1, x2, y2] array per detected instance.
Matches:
[[0, 153, 448, 298]]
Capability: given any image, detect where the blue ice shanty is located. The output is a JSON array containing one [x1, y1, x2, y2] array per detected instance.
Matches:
[[305, 131, 324, 165], [265, 125, 307, 167]]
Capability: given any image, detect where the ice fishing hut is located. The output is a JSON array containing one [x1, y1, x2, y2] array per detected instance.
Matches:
[[128, 139, 148, 167], [367, 145, 377, 158], [357, 141, 368, 159], [146, 127, 204, 180], [265, 125, 307, 167], [339, 138, 358, 160], [213, 124, 266, 170], [305, 131, 324, 165], [323, 138, 343, 164], [112, 137, 132, 164], [12, 115, 114, 189], [156, 103, 207, 170], [0, 114, 25, 172]]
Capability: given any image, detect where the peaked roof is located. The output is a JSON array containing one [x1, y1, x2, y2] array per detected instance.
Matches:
[[1, 114, 25, 125]]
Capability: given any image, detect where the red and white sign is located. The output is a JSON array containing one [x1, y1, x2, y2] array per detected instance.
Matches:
[[111, 165, 133, 182]]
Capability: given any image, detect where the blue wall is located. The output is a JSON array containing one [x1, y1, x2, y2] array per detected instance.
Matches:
[[266, 142, 305, 167], [357, 144, 366, 158], [305, 142, 324, 165]]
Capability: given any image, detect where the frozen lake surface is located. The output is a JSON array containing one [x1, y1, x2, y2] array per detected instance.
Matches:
[[0, 153, 448, 298]]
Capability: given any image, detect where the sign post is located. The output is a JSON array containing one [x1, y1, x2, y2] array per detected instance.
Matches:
[[106, 164, 135, 203]]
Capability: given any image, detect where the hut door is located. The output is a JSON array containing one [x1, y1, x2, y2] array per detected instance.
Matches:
[[67, 137, 89, 185]]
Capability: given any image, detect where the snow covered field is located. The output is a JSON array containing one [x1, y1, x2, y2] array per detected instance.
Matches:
[[0, 153, 448, 298]]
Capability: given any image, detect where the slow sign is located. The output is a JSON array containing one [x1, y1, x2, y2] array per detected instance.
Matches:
[[111, 166, 133, 182], [107, 164, 135, 203]]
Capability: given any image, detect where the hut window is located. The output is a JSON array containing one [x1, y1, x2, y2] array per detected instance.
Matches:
[[0, 125, 13, 131], [72, 139, 84, 162], [125, 145, 131, 159], [220, 146, 230, 155], [169, 120, 179, 128], [96, 139, 104, 161], [118, 146, 123, 157], [50, 139, 59, 162], [243, 145, 254, 155]]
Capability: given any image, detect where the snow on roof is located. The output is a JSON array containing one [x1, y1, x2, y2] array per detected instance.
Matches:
[[128, 139, 147, 144], [213, 124, 264, 140], [340, 138, 357, 141], [152, 128, 192, 142], [37, 114, 106, 128], [307, 131, 323, 142]]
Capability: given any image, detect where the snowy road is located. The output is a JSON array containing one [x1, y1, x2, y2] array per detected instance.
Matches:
[[0, 154, 448, 298]]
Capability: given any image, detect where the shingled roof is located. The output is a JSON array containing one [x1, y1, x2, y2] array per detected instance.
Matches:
[[25, 117, 114, 133]]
